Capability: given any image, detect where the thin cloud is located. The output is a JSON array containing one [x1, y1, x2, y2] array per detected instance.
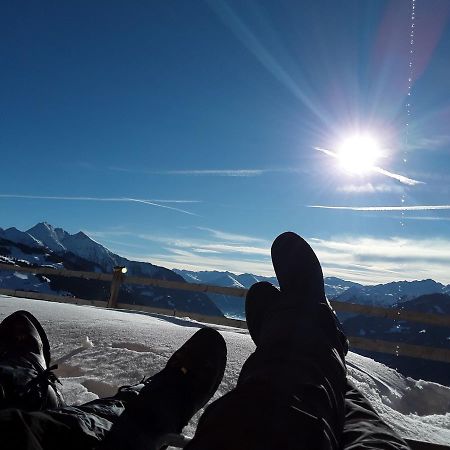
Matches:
[[398, 216, 450, 222], [308, 205, 450, 211], [0, 194, 198, 216], [86, 228, 450, 284], [408, 135, 450, 151], [118, 234, 450, 284], [123, 248, 274, 277], [109, 166, 305, 177], [314, 147, 424, 186], [337, 183, 404, 194], [196, 243, 270, 256], [164, 169, 265, 177], [87, 229, 270, 256], [110, 167, 265, 177], [310, 236, 450, 285], [196, 226, 267, 244], [373, 167, 424, 186], [151, 236, 270, 257]]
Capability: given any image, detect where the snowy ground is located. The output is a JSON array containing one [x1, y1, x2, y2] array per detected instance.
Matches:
[[0, 295, 449, 446]]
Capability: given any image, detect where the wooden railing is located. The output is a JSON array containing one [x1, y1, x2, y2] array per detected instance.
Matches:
[[1, 262, 449, 363]]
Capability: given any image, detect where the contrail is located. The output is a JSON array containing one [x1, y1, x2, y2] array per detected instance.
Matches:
[[0, 194, 198, 216], [314, 147, 424, 186], [308, 205, 450, 211], [109, 166, 308, 177], [371, 167, 424, 186], [109, 167, 265, 176]]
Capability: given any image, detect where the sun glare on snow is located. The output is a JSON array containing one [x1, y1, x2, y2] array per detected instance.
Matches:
[[336, 134, 381, 174]]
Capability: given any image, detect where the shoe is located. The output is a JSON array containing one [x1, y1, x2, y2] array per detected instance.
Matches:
[[271, 231, 326, 304], [245, 281, 281, 347], [102, 327, 227, 450], [245, 232, 348, 355], [0, 310, 64, 410]]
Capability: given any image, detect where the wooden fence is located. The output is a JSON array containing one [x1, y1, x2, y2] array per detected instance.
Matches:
[[1, 262, 449, 363]]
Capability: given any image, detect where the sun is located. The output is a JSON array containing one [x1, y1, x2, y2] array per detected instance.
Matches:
[[336, 134, 381, 174]]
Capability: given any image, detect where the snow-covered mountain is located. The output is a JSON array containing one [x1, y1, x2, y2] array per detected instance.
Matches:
[[174, 269, 278, 289], [174, 269, 366, 320], [173, 270, 280, 319], [26, 222, 121, 271], [0, 227, 44, 248], [324, 276, 362, 298], [0, 223, 223, 317], [174, 269, 363, 299], [336, 279, 450, 307]]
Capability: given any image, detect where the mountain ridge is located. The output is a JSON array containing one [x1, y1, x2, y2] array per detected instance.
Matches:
[[0, 223, 223, 317]]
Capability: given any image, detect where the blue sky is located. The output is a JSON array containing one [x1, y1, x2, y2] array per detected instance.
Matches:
[[2, 0, 450, 284]]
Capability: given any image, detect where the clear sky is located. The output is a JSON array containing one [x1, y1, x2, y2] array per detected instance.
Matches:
[[2, 0, 450, 284]]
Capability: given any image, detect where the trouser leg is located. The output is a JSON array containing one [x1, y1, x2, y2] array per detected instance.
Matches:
[[186, 340, 347, 450], [343, 380, 411, 450], [0, 390, 135, 450]]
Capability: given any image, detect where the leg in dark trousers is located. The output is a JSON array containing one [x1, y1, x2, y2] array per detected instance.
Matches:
[[343, 380, 411, 450], [186, 232, 348, 450], [0, 309, 227, 450]]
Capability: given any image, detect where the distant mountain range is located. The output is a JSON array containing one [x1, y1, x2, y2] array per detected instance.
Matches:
[[174, 268, 450, 317], [174, 269, 450, 386], [0, 223, 222, 316]]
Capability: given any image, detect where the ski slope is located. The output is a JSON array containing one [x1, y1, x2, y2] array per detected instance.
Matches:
[[0, 296, 449, 446]]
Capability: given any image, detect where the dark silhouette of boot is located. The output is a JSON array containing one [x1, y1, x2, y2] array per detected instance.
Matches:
[[101, 327, 227, 450], [0, 310, 64, 410], [245, 231, 348, 356]]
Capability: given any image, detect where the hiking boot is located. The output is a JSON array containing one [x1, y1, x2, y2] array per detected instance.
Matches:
[[101, 327, 227, 450], [271, 231, 327, 303], [245, 232, 348, 355], [0, 310, 64, 410]]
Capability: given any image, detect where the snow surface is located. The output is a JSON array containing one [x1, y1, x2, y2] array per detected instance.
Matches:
[[0, 296, 449, 446]]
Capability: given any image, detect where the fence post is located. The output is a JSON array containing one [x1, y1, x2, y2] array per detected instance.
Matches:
[[108, 266, 127, 308]]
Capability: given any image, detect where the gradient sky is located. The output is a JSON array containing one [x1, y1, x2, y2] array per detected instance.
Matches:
[[2, 0, 450, 284]]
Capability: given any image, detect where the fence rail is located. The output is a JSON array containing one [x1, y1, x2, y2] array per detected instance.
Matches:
[[1, 262, 449, 363]]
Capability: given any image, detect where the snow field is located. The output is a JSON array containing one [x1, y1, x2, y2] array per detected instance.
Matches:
[[0, 296, 449, 446]]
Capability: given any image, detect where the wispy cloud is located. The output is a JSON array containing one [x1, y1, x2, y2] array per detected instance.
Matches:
[[373, 167, 424, 186], [337, 183, 404, 194], [110, 167, 265, 177], [408, 134, 450, 151], [87, 227, 270, 257], [0, 194, 198, 216], [86, 227, 272, 275], [123, 248, 274, 277], [109, 166, 304, 177], [314, 147, 425, 186], [87, 228, 450, 284], [163, 169, 265, 177], [398, 216, 450, 222], [196, 226, 267, 243], [138, 235, 270, 257], [310, 236, 450, 285], [308, 204, 450, 211]]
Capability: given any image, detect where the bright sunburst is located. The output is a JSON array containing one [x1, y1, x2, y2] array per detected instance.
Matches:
[[336, 134, 381, 174]]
